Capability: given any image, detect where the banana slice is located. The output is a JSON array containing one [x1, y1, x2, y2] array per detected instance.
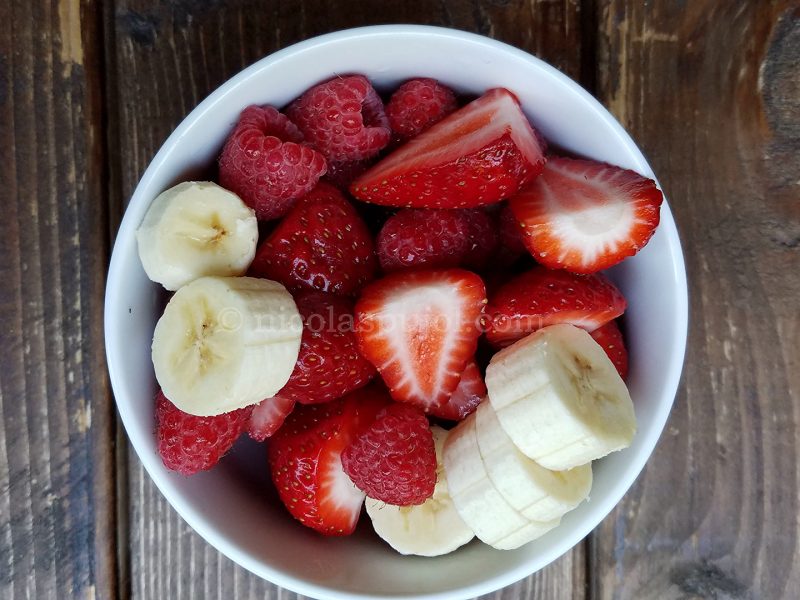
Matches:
[[474, 399, 592, 522], [485, 324, 636, 471], [443, 413, 559, 550], [152, 276, 302, 416], [137, 181, 258, 291], [365, 426, 474, 556]]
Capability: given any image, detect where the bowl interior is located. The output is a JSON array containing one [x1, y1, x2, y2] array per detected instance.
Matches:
[[105, 26, 687, 600]]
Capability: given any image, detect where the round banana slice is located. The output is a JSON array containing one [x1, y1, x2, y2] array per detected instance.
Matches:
[[486, 324, 636, 471], [475, 399, 592, 522], [137, 181, 258, 291], [366, 426, 474, 557], [152, 276, 302, 416], [443, 413, 559, 550]]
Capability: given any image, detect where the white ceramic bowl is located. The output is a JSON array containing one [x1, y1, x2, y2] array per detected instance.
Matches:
[[105, 25, 688, 600]]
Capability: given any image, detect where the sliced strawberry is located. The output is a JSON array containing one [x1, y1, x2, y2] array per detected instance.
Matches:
[[249, 182, 377, 296], [351, 88, 546, 209], [247, 396, 295, 442], [485, 267, 626, 347], [267, 384, 389, 535], [428, 359, 486, 421], [355, 269, 487, 410], [509, 156, 663, 273], [590, 320, 629, 379], [279, 291, 376, 405]]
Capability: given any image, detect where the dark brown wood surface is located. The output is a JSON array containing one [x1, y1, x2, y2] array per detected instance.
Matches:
[[1, 1, 798, 599]]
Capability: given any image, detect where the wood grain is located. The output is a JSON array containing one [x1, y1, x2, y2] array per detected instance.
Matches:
[[0, 1, 116, 599], [107, 1, 588, 598], [589, 1, 800, 598]]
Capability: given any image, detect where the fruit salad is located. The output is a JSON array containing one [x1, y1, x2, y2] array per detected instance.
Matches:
[[136, 74, 663, 556]]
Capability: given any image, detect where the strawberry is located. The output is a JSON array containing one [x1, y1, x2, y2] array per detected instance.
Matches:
[[249, 182, 377, 296], [590, 320, 629, 379], [155, 390, 250, 475], [509, 156, 663, 273], [341, 403, 436, 505], [279, 291, 376, 405], [247, 396, 295, 442], [428, 359, 486, 421], [355, 269, 487, 411], [351, 88, 546, 209], [267, 384, 389, 535], [485, 267, 626, 347]]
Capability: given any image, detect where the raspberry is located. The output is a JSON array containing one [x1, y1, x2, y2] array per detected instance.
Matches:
[[286, 75, 391, 163], [219, 105, 327, 221], [155, 390, 250, 475], [498, 203, 527, 255], [341, 403, 436, 505], [461, 209, 497, 269], [376, 209, 470, 272], [386, 78, 458, 141]]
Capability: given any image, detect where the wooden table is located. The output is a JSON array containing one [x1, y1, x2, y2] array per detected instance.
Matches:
[[2, 1, 798, 598]]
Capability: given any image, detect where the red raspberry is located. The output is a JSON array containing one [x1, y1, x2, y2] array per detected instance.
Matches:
[[461, 209, 497, 270], [341, 403, 436, 505], [498, 203, 527, 255], [219, 105, 327, 221], [324, 158, 375, 190], [249, 182, 377, 296], [279, 291, 376, 404], [386, 78, 458, 141], [155, 390, 250, 475], [376, 209, 469, 272], [286, 75, 391, 163]]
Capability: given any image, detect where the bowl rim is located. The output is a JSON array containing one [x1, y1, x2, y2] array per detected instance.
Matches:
[[105, 23, 688, 600]]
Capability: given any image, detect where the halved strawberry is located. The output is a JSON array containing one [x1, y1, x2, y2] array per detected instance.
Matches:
[[428, 359, 486, 421], [267, 384, 389, 535], [355, 269, 487, 410], [590, 320, 629, 379], [351, 88, 546, 208], [247, 396, 295, 442], [509, 157, 663, 273], [485, 267, 626, 347]]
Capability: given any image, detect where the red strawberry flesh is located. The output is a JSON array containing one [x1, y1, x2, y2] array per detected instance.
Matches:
[[509, 156, 663, 273], [247, 396, 295, 441], [428, 359, 486, 421], [351, 88, 546, 209], [355, 269, 487, 410]]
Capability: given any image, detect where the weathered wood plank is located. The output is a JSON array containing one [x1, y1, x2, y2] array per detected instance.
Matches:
[[107, 1, 587, 598], [0, 0, 117, 599], [590, 2, 800, 598]]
